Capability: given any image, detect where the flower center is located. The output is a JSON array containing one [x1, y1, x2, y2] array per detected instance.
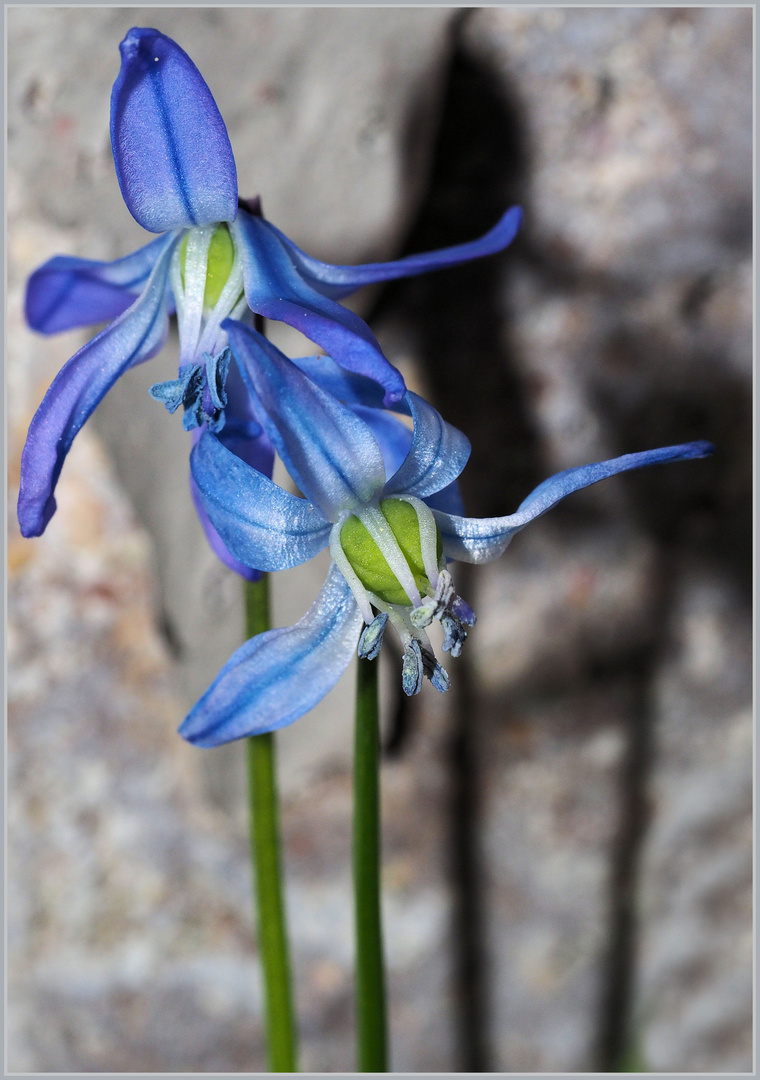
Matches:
[[331, 496, 477, 698], [339, 498, 442, 606], [149, 347, 231, 432], [179, 223, 236, 310]]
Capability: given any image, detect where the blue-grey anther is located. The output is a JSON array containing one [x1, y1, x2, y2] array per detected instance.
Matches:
[[402, 639, 424, 696], [358, 612, 389, 661], [410, 569, 476, 660], [441, 613, 467, 658], [420, 644, 450, 692]]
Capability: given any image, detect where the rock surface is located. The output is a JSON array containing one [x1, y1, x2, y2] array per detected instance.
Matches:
[[8, 6, 751, 1073]]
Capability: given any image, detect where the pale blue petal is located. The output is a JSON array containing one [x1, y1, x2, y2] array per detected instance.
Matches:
[[25, 234, 175, 333], [111, 28, 237, 232], [189, 472, 261, 582], [264, 205, 523, 299], [435, 441, 715, 563], [231, 211, 406, 405], [384, 392, 471, 500], [224, 320, 387, 519], [190, 429, 332, 570], [350, 404, 413, 481], [179, 563, 362, 745], [291, 355, 410, 414], [18, 233, 177, 538]]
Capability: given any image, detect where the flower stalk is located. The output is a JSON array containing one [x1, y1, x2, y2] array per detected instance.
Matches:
[[245, 575, 298, 1071], [353, 655, 388, 1071]]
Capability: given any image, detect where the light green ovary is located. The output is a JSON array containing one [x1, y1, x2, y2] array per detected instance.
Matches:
[[340, 499, 443, 607], [179, 224, 236, 309]]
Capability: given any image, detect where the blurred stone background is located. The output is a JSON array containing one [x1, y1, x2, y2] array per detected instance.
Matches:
[[7, 6, 752, 1073]]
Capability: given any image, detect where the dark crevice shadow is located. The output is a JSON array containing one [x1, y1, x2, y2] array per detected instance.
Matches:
[[366, 23, 750, 1073], [369, 45, 536, 1072]]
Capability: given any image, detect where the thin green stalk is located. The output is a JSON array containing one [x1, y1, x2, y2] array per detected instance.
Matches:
[[245, 575, 298, 1072], [353, 655, 388, 1071]]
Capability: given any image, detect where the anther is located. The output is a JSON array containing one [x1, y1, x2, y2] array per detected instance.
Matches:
[[358, 612, 389, 661]]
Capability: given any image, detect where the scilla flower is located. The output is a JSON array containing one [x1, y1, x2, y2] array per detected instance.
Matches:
[[19, 26, 523, 545], [179, 320, 713, 747]]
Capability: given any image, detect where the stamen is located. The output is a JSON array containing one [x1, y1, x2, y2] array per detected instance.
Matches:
[[402, 639, 424, 696], [419, 644, 450, 692], [358, 612, 388, 660]]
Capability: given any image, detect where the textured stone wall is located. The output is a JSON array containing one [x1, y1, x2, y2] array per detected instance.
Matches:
[[8, 7, 751, 1072]]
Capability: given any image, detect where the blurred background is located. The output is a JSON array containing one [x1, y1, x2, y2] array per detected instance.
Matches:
[[7, 7, 752, 1072]]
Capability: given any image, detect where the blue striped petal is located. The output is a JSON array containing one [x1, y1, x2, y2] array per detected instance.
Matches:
[[179, 563, 362, 745], [231, 211, 406, 405], [190, 429, 332, 571], [263, 205, 523, 299], [435, 441, 715, 564], [190, 473, 261, 582], [384, 392, 471, 500], [17, 232, 177, 538], [25, 233, 174, 333], [224, 320, 387, 519], [111, 28, 237, 232]]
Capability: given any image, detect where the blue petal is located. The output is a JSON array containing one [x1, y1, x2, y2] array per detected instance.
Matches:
[[384, 392, 471, 500], [291, 355, 410, 414], [263, 205, 523, 299], [350, 403, 413, 480], [179, 563, 363, 745], [424, 480, 466, 517], [111, 28, 237, 232], [190, 472, 261, 582], [231, 211, 406, 405], [18, 233, 177, 538], [224, 320, 387, 519], [190, 429, 332, 570], [25, 234, 174, 333], [434, 441, 715, 563]]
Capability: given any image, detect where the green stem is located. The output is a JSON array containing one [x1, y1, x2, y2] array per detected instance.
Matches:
[[353, 655, 388, 1071], [245, 575, 298, 1072]]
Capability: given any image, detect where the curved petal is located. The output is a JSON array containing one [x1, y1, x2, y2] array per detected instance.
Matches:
[[292, 354, 410, 415], [224, 320, 387, 519], [179, 562, 362, 746], [18, 233, 177, 538], [384, 392, 471, 500], [231, 211, 405, 405], [25, 234, 175, 333], [424, 480, 466, 517], [111, 28, 237, 232], [435, 441, 715, 564], [350, 403, 412, 481], [190, 430, 332, 571], [264, 205, 523, 299], [190, 473, 261, 582]]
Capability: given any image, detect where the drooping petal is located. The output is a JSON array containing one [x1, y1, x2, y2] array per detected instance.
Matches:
[[190, 429, 332, 570], [18, 233, 177, 538], [384, 392, 471, 500], [25, 234, 175, 334], [231, 211, 405, 405], [224, 320, 387, 519], [291, 354, 409, 414], [190, 472, 261, 582], [179, 562, 363, 746], [261, 205, 523, 299], [434, 441, 715, 564], [111, 28, 237, 232]]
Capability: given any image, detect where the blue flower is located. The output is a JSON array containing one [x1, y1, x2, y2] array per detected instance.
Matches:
[[179, 321, 713, 747], [18, 26, 523, 546]]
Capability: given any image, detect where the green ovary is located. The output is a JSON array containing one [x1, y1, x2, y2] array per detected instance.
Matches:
[[179, 224, 236, 309], [340, 499, 443, 606]]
